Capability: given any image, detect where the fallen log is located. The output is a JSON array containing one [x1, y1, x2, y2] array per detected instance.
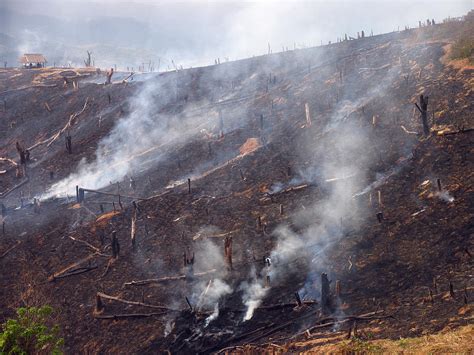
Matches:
[[400, 125, 419, 135], [48, 254, 98, 281], [121, 72, 135, 83], [100, 259, 114, 279], [94, 312, 167, 320], [267, 183, 316, 196], [213, 300, 317, 314], [68, 235, 102, 253], [50, 266, 98, 280], [96, 292, 181, 313], [123, 269, 218, 286], [0, 178, 29, 198], [27, 98, 89, 151], [81, 188, 147, 201], [250, 300, 317, 311], [0, 157, 18, 167], [436, 127, 474, 136], [46, 98, 89, 147], [0, 241, 21, 259]]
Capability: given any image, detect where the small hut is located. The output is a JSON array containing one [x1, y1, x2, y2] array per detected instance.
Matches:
[[19, 54, 47, 68]]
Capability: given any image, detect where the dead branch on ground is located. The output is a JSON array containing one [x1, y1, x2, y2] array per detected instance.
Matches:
[[0, 241, 21, 259], [93, 312, 167, 320], [27, 98, 89, 151], [0, 178, 29, 198], [123, 269, 218, 286], [96, 292, 181, 313]]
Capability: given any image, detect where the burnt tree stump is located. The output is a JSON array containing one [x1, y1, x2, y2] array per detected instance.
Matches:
[[111, 231, 120, 258], [183, 252, 195, 277], [294, 292, 302, 307], [65, 135, 72, 154], [335, 280, 341, 297], [95, 294, 104, 313], [224, 236, 233, 270], [105, 68, 114, 85], [320, 273, 332, 313], [415, 94, 430, 136]]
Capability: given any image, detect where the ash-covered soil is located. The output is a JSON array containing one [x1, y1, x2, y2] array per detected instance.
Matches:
[[0, 17, 473, 354]]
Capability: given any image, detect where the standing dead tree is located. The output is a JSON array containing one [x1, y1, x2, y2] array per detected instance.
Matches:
[[84, 51, 93, 67], [183, 251, 195, 277], [415, 94, 430, 136], [65, 133, 72, 154], [320, 273, 332, 314], [224, 236, 233, 270], [27, 98, 89, 152], [305, 102, 312, 126], [131, 204, 137, 249], [15, 142, 26, 165], [105, 68, 114, 85], [111, 231, 120, 259]]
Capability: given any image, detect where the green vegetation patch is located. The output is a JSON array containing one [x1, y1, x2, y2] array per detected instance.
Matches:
[[0, 306, 64, 355]]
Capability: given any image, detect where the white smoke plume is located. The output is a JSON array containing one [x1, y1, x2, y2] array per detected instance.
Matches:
[[239, 267, 269, 322], [238, 49, 420, 313], [41, 76, 216, 199], [191, 239, 232, 325]]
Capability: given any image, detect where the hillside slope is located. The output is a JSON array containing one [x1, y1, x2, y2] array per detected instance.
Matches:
[[0, 17, 472, 353]]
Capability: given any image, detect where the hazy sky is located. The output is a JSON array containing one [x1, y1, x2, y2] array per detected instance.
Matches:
[[0, 0, 471, 67]]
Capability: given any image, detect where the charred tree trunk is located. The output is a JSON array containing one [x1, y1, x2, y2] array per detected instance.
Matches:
[[224, 236, 233, 270], [294, 292, 302, 307], [16, 141, 26, 165], [415, 94, 430, 136], [183, 251, 195, 277], [112, 231, 120, 259], [131, 208, 137, 250], [84, 51, 93, 67], [335, 280, 341, 297], [95, 293, 104, 313], [65, 135, 72, 154], [320, 273, 332, 314], [105, 68, 114, 85]]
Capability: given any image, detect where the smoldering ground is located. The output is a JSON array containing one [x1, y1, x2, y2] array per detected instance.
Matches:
[[236, 43, 423, 319], [29, 18, 440, 335]]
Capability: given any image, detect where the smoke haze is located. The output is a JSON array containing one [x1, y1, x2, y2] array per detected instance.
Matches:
[[1, 0, 470, 68]]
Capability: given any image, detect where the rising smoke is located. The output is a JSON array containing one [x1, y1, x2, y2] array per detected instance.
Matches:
[[191, 239, 233, 325], [42, 76, 212, 198], [237, 54, 418, 319], [30, 2, 445, 326], [1, 1, 470, 68]]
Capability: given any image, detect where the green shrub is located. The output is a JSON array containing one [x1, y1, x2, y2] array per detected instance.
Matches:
[[0, 306, 64, 354]]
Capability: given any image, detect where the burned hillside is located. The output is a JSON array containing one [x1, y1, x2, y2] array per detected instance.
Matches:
[[0, 16, 473, 354]]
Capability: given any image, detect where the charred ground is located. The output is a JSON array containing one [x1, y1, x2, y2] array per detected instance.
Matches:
[[0, 16, 473, 354]]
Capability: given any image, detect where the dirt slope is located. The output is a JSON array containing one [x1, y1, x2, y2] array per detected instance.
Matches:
[[0, 17, 473, 354]]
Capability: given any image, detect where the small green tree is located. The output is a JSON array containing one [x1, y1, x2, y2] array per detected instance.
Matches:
[[0, 305, 64, 354]]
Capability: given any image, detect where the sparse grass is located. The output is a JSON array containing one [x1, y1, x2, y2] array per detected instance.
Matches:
[[451, 37, 474, 64], [339, 336, 384, 354], [288, 324, 474, 354]]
